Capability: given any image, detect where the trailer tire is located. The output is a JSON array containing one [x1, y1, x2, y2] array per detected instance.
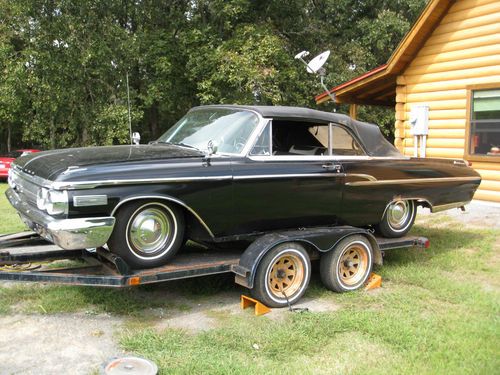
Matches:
[[320, 235, 373, 293], [108, 200, 185, 269], [251, 242, 311, 308]]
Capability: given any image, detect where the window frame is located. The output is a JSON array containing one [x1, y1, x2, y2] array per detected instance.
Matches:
[[247, 120, 366, 159], [464, 82, 500, 162]]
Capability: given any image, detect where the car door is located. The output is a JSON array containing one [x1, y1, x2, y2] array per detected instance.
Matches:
[[231, 120, 345, 234]]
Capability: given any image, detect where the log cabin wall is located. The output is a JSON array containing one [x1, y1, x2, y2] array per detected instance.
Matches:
[[395, 0, 500, 202]]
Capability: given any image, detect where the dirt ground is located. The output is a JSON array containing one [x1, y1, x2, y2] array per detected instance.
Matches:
[[0, 313, 122, 375], [1, 200, 499, 375]]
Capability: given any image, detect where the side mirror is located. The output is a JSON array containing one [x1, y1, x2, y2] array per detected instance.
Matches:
[[206, 140, 218, 156], [132, 132, 141, 145]]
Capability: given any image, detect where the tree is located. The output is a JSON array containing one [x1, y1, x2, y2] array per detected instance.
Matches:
[[0, 0, 427, 150]]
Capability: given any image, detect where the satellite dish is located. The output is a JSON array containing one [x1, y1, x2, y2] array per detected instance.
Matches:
[[306, 50, 330, 73], [294, 50, 310, 60], [293, 48, 336, 105]]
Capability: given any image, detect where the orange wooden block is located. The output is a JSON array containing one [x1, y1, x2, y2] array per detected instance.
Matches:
[[364, 273, 382, 291], [240, 295, 271, 316]]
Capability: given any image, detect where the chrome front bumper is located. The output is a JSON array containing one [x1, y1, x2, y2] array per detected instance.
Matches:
[[6, 188, 115, 250]]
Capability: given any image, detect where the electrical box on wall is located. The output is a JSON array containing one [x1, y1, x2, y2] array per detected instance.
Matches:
[[409, 105, 429, 136]]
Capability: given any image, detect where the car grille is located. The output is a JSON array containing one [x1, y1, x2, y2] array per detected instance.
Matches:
[[9, 168, 40, 208]]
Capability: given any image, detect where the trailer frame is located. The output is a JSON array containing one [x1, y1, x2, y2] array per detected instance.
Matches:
[[0, 228, 429, 290]]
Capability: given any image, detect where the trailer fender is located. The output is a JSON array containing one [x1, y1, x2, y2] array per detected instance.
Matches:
[[232, 226, 381, 289]]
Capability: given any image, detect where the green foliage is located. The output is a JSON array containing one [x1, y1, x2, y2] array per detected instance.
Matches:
[[0, 0, 427, 150]]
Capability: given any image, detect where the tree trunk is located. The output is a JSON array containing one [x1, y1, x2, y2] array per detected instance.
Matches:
[[82, 124, 89, 146], [50, 119, 56, 149], [150, 104, 159, 140], [7, 123, 11, 153]]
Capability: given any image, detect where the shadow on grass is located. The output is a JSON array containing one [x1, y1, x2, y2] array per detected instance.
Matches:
[[381, 225, 484, 267], [0, 272, 245, 316]]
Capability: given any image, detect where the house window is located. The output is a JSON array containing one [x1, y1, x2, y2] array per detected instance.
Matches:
[[468, 88, 500, 158]]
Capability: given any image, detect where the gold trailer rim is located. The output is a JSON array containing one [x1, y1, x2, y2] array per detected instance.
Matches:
[[338, 244, 369, 286], [268, 254, 305, 297]]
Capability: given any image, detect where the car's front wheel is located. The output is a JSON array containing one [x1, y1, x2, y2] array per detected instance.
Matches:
[[376, 200, 416, 238], [107, 200, 185, 269]]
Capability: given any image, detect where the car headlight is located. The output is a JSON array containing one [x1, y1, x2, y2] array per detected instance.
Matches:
[[37, 188, 68, 215], [7, 169, 13, 188], [46, 189, 68, 215], [36, 188, 49, 210]]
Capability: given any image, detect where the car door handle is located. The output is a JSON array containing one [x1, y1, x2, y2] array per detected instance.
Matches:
[[322, 163, 342, 172]]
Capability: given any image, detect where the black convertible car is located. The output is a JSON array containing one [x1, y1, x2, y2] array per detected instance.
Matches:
[[6, 105, 481, 273]]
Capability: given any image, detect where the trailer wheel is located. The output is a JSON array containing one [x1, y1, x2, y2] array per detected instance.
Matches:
[[251, 242, 311, 308], [320, 235, 373, 293], [376, 200, 416, 238], [108, 200, 185, 269]]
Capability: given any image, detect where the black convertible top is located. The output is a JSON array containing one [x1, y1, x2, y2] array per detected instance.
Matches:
[[192, 105, 401, 157]]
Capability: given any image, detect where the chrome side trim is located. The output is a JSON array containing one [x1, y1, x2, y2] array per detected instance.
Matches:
[[346, 176, 480, 187], [345, 173, 377, 182], [110, 195, 215, 238], [431, 201, 469, 213], [52, 175, 234, 190], [234, 173, 344, 180], [74, 195, 108, 207]]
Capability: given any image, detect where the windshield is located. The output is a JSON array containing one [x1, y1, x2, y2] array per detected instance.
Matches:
[[158, 108, 260, 154]]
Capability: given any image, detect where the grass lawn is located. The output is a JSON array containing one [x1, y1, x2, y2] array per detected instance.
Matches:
[[0, 183, 26, 234], [0, 182, 498, 374]]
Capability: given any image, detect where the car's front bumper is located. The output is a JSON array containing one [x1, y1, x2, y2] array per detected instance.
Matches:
[[6, 188, 115, 250]]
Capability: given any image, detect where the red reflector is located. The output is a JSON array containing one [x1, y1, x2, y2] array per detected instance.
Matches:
[[424, 240, 430, 249]]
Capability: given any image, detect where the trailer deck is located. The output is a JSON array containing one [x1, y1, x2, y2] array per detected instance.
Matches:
[[0, 231, 429, 288]]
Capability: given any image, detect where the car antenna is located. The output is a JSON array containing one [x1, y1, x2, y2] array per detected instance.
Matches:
[[126, 71, 133, 145], [294, 50, 336, 109]]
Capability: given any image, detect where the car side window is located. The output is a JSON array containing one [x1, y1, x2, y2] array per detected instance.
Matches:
[[272, 120, 329, 156], [331, 125, 365, 156], [250, 120, 365, 157], [250, 123, 271, 155]]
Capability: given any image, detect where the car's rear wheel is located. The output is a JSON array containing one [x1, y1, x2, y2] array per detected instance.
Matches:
[[251, 242, 311, 308], [108, 200, 185, 269], [376, 200, 416, 238], [320, 235, 373, 293]]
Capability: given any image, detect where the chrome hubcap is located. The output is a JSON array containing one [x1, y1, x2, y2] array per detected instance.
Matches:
[[387, 201, 411, 229], [129, 208, 170, 254]]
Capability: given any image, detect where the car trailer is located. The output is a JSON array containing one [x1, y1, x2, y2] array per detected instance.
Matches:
[[0, 226, 429, 308]]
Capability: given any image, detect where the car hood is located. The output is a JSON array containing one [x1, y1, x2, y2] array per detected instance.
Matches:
[[14, 144, 204, 181]]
